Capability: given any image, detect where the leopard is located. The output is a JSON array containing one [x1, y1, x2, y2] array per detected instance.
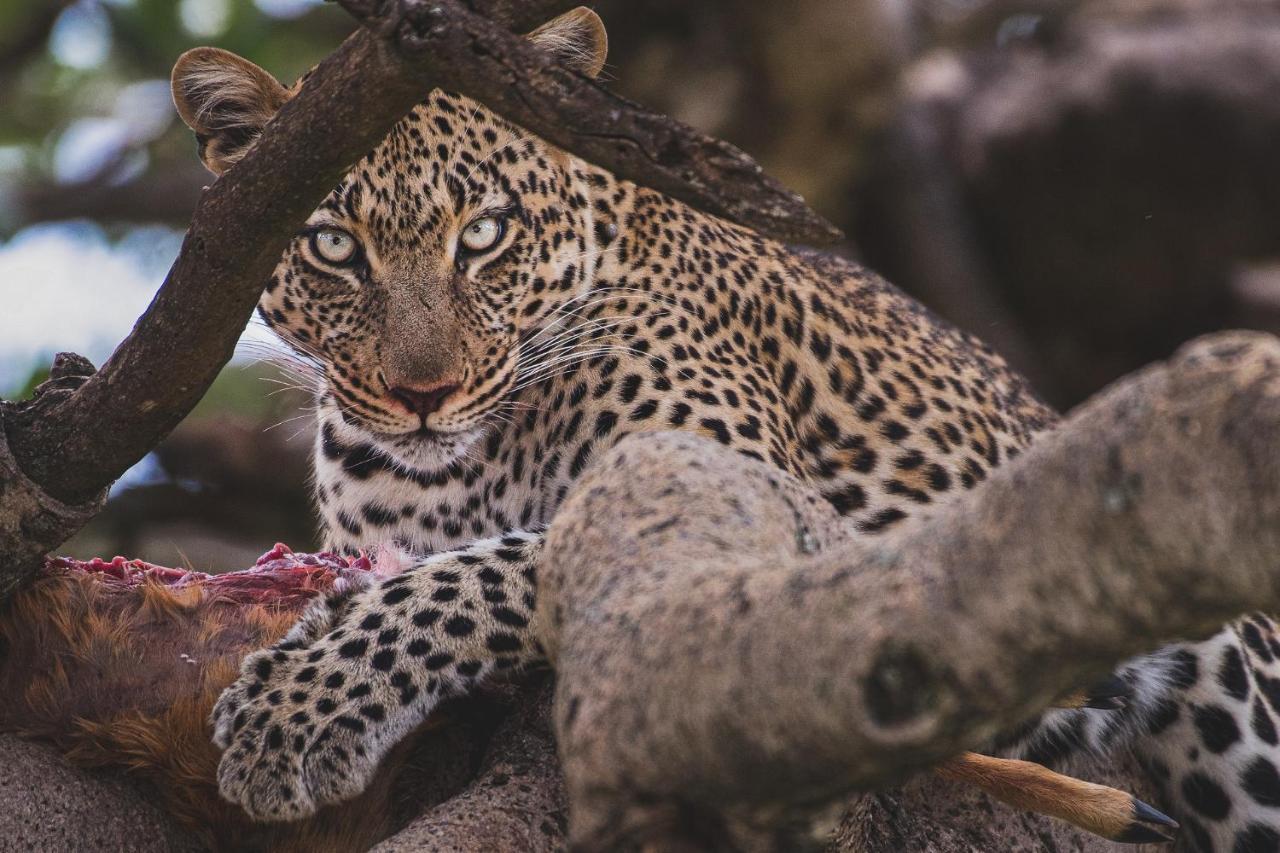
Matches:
[[171, 9, 1280, 849]]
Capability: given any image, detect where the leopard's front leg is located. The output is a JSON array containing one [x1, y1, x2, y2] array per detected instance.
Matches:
[[211, 531, 544, 820]]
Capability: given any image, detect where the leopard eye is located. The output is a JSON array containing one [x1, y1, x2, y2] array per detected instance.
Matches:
[[310, 228, 358, 265], [459, 215, 503, 254]]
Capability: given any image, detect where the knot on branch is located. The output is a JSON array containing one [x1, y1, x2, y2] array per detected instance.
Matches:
[[48, 351, 96, 381], [0, 351, 106, 594], [863, 642, 943, 731], [389, 0, 450, 45], [4, 352, 98, 442], [29, 352, 97, 402]]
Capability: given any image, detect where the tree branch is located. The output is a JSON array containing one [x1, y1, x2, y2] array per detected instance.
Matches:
[[13, 165, 206, 228], [371, 682, 568, 853], [335, 0, 842, 245], [541, 330, 1280, 848]]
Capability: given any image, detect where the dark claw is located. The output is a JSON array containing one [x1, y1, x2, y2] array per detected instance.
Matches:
[[1084, 674, 1132, 710], [1132, 798, 1178, 828], [1116, 799, 1179, 844]]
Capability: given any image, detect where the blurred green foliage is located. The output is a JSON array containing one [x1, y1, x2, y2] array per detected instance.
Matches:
[[0, 0, 351, 234]]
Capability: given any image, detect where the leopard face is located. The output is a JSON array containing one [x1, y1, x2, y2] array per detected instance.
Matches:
[[267, 97, 604, 468], [172, 10, 609, 470]]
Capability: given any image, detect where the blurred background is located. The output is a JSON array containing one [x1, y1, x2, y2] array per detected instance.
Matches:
[[2, 0, 1277, 569]]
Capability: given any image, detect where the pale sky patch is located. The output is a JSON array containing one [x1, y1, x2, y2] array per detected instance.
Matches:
[[0, 222, 284, 396]]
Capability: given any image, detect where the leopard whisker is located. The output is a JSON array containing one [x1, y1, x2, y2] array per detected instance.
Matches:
[[518, 293, 651, 348], [516, 330, 636, 374], [518, 316, 643, 362], [507, 345, 647, 393]]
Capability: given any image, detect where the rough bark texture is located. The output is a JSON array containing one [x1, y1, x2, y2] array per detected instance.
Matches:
[[0, 355, 107, 600], [540, 330, 1280, 849]]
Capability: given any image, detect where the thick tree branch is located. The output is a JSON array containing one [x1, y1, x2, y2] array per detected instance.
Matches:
[[0, 736, 201, 853], [0, 0, 836, 589], [541, 330, 1280, 849], [336, 0, 842, 246]]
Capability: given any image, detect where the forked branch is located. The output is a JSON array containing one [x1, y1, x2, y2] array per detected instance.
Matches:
[[541, 331, 1280, 848]]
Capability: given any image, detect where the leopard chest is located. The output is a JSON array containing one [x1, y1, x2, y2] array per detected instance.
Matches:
[[310, 376, 628, 554]]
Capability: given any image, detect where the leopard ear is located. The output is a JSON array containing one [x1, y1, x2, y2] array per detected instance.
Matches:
[[527, 7, 608, 79], [171, 47, 291, 176]]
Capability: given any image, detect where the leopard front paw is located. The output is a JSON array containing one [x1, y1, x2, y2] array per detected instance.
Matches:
[[211, 642, 404, 820]]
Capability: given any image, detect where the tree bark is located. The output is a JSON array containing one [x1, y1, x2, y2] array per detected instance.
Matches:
[[540, 330, 1280, 849], [338, 0, 842, 246], [370, 682, 569, 853]]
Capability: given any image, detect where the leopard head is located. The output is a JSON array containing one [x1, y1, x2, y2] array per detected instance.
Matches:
[[171, 8, 610, 468]]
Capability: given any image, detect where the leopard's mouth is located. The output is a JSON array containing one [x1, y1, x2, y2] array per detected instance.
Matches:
[[369, 423, 451, 444], [326, 370, 506, 454], [362, 424, 428, 442], [345, 395, 479, 441]]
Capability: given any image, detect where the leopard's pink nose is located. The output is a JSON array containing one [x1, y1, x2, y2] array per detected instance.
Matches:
[[389, 382, 460, 419]]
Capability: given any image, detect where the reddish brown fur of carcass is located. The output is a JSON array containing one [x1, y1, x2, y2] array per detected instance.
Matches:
[[0, 561, 455, 852]]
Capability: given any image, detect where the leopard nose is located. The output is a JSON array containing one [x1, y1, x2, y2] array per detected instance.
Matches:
[[389, 382, 461, 419]]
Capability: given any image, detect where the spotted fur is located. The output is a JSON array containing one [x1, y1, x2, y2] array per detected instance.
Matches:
[[173, 11, 1280, 844]]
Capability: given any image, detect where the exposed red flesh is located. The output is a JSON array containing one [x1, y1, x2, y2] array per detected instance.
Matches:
[[44, 543, 375, 607]]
